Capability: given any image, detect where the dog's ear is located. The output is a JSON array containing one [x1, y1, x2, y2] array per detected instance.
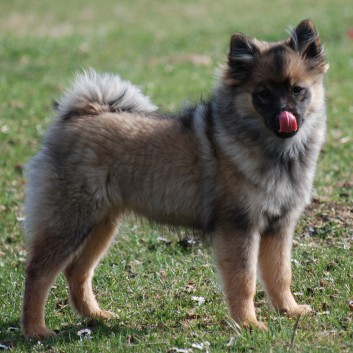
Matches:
[[289, 19, 328, 72], [227, 33, 259, 83]]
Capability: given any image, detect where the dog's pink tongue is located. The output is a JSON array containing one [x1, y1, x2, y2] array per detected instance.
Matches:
[[278, 111, 297, 133]]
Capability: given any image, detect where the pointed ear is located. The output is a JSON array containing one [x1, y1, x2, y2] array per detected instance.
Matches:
[[226, 33, 259, 83], [289, 19, 328, 72]]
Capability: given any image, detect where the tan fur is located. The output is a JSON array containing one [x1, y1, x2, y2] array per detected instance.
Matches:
[[212, 224, 260, 328], [64, 215, 120, 318], [22, 20, 327, 339], [258, 216, 311, 316]]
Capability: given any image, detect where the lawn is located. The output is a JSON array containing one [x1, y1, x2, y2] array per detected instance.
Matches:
[[0, 0, 352, 352]]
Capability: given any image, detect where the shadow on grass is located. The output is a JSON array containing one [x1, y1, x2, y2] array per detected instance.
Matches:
[[0, 317, 163, 350], [0, 319, 21, 350]]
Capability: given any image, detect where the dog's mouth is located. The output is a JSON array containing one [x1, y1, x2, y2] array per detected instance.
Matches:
[[276, 111, 299, 138], [278, 111, 297, 133]]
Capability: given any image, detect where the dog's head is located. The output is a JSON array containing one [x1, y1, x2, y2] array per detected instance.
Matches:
[[222, 19, 328, 139]]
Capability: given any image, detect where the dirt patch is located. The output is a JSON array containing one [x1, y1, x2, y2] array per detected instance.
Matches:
[[299, 197, 353, 240]]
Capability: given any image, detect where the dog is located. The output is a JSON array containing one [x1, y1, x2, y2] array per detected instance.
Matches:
[[22, 19, 328, 339]]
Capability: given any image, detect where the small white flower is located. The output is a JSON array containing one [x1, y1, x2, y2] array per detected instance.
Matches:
[[226, 336, 236, 347], [192, 296, 205, 305], [192, 341, 210, 351], [169, 348, 191, 353], [317, 311, 330, 316], [293, 292, 304, 296], [77, 328, 92, 340]]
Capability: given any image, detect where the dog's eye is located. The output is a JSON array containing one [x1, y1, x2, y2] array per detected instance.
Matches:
[[257, 89, 271, 100], [293, 86, 305, 96]]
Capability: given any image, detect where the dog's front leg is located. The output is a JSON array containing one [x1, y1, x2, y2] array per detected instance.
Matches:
[[259, 217, 312, 317], [213, 225, 266, 330]]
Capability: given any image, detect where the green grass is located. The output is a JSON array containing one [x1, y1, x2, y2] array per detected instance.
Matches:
[[0, 0, 352, 352]]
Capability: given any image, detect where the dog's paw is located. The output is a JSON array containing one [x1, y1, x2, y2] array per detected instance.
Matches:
[[243, 320, 268, 331], [255, 321, 268, 331], [290, 304, 312, 317], [24, 326, 56, 340], [281, 304, 312, 317], [90, 309, 116, 320]]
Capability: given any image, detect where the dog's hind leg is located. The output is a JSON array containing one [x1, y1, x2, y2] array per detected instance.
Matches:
[[23, 260, 60, 338], [22, 227, 88, 339], [64, 215, 120, 319]]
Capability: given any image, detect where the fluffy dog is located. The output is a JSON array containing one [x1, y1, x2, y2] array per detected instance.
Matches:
[[22, 19, 328, 339]]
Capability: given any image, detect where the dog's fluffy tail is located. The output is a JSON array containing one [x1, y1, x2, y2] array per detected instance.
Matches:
[[55, 69, 157, 118]]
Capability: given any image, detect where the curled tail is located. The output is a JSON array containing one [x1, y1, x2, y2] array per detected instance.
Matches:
[[55, 69, 157, 118]]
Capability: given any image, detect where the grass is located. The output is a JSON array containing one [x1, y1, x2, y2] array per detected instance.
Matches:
[[0, 0, 352, 351]]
